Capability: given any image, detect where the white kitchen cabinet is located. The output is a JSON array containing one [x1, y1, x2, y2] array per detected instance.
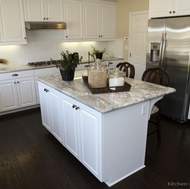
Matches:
[[38, 82, 62, 143], [60, 93, 101, 179], [38, 81, 102, 180], [149, 0, 190, 18], [23, 0, 63, 21], [0, 79, 18, 111], [83, 2, 116, 40], [16, 77, 37, 108], [38, 83, 50, 130], [63, 0, 83, 40], [0, 0, 26, 44], [60, 95, 80, 159], [174, 0, 190, 16], [63, 1, 116, 41], [79, 101, 102, 179], [0, 70, 36, 112]]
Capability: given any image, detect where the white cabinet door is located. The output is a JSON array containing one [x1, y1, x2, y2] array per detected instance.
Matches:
[[38, 81, 101, 180], [23, 0, 63, 21], [60, 95, 80, 159], [99, 3, 115, 39], [63, 1, 83, 40], [23, 0, 44, 21], [149, 0, 190, 18], [0, 0, 26, 44], [79, 103, 101, 179], [0, 71, 37, 112], [48, 88, 62, 143], [174, 0, 190, 16], [39, 83, 51, 131], [60, 93, 101, 179], [38, 82, 62, 142], [149, 0, 172, 18], [83, 2, 99, 39], [16, 77, 36, 107], [45, 0, 63, 21], [83, 2, 115, 40], [0, 80, 18, 112]]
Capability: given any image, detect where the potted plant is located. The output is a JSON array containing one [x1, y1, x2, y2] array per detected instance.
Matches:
[[91, 45, 106, 60], [54, 50, 81, 81]]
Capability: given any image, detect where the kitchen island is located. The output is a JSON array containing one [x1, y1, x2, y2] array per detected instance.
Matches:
[[37, 72, 175, 187]]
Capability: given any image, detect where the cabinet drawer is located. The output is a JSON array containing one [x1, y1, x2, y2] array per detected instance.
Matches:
[[0, 70, 34, 81]]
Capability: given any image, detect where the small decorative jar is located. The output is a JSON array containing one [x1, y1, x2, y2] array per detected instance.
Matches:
[[88, 59, 108, 88], [109, 68, 125, 88]]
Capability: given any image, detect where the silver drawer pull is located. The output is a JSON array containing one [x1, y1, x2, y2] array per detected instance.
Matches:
[[12, 74, 18, 77], [44, 89, 49, 92], [72, 105, 77, 109]]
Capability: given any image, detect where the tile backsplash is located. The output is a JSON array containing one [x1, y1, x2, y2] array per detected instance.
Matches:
[[0, 30, 123, 66]]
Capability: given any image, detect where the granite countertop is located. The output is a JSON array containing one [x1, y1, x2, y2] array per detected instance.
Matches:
[[0, 64, 33, 73], [37, 70, 176, 113], [0, 57, 123, 73]]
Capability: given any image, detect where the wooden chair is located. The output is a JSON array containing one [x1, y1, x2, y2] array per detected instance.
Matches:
[[142, 67, 170, 144], [116, 62, 135, 78]]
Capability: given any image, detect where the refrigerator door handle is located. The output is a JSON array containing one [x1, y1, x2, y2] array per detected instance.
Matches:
[[161, 33, 167, 69], [159, 33, 165, 68]]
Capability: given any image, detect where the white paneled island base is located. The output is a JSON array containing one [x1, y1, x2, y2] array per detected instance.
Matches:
[[37, 72, 175, 186]]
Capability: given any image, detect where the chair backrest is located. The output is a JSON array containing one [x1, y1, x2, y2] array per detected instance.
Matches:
[[142, 67, 169, 86], [116, 62, 135, 78]]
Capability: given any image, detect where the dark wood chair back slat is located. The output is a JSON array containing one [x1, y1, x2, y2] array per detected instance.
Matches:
[[116, 62, 135, 79], [142, 67, 169, 86]]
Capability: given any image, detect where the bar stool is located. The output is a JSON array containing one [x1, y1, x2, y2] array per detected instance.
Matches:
[[142, 67, 170, 144]]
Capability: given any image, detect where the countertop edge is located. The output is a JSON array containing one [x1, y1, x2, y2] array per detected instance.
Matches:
[[37, 75, 176, 113]]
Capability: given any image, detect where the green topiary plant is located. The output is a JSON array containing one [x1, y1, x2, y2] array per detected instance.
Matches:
[[55, 50, 81, 71], [91, 45, 106, 60]]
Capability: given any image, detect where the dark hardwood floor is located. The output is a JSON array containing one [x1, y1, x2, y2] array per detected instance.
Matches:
[[0, 108, 190, 189]]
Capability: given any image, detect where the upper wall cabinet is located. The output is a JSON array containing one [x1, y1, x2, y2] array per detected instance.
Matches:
[[63, 1, 83, 39], [149, 0, 190, 18], [23, 0, 63, 21], [63, 1, 116, 41], [0, 0, 26, 44], [83, 2, 116, 40]]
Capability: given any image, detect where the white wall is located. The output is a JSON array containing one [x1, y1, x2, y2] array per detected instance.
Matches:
[[0, 30, 123, 66]]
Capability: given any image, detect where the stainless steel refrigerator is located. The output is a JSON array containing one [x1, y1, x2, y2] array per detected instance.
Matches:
[[146, 17, 190, 123]]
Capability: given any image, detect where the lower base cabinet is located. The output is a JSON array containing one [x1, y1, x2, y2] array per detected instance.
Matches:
[[38, 82, 62, 143], [38, 81, 101, 180], [0, 70, 36, 113], [60, 94, 102, 178], [0, 68, 59, 115]]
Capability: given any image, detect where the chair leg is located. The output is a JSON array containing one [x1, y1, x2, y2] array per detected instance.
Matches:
[[157, 113, 161, 144]]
